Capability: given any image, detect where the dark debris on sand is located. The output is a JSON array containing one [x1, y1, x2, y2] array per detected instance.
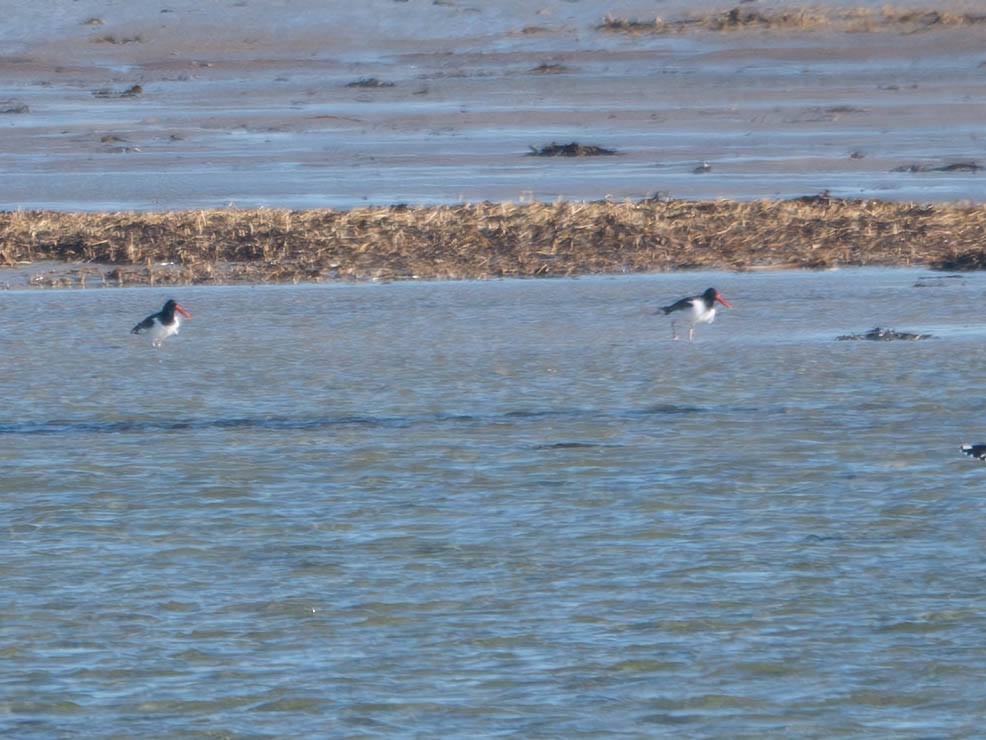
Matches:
[[837, 327, 933, 341], [527, 142, 617, 157], [891, 161, 982, 173]]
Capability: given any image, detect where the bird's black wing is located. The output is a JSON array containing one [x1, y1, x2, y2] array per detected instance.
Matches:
[[131, 314, 157, 334], [660, 297, 695, 315]]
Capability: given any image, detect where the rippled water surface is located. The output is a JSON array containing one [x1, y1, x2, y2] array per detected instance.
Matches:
[[3, 269, 986, 737]]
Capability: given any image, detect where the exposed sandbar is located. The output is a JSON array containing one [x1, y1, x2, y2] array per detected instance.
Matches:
[[3, 196, 986, 288]]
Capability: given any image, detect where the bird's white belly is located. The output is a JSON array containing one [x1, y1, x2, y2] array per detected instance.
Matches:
[[692, 306, 715, 324], [149, 319, 180, 344]]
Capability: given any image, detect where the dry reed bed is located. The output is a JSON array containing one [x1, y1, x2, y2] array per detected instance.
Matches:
[[3, 197, 986, 287], [599, 6, 986, 34]]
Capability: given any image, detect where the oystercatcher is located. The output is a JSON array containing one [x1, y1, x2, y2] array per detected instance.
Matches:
[[961, 444, 986, 461], [131, 299, 191, 347], [660, 287, 731, 341]]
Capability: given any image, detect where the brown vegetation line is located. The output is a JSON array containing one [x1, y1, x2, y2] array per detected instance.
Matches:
[[2, 197, 986, 287], [598, 6, 986, 34]]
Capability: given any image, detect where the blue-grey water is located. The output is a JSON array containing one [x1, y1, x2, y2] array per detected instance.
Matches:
[[3, 268, 986, 737]]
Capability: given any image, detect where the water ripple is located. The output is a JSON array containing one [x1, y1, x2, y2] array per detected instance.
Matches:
[[0, 404, 707, 437]]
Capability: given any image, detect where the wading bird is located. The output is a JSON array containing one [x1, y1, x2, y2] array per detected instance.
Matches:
[[961, 444, 986, 461], [660, 287, 731, 341], [131, 299, 191, 347]]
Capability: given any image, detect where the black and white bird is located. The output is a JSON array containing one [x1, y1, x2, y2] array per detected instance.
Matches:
[[131, 299, 191, 347], [961, 444, 986, 461], [660, 287, 732, 341]]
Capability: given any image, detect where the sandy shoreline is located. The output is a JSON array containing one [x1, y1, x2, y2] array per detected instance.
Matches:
[[3, 196, 986, 288]]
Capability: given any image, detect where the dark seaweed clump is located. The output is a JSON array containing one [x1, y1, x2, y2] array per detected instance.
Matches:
[[930, 250, 986, 271], [837, 327, 932, 341], [527, 142, 617, 157], [892, 161, 982, 173], [346, 78, 394, 88]]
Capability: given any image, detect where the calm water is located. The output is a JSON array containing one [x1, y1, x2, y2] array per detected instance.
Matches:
[[3, 269, 986, 737]]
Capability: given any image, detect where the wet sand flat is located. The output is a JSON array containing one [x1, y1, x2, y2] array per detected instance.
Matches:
[[1, 0, 985, 210]]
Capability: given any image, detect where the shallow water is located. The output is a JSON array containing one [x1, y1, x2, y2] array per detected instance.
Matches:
[[3, 269, 986, 736]]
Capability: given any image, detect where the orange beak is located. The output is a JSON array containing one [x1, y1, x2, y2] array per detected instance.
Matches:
[[715, 293, 732, 308], [175, 304, 191, 319]]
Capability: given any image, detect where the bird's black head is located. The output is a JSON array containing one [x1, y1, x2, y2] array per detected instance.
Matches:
[[703, 288, 731, 308], [161, 299, 191, 320]]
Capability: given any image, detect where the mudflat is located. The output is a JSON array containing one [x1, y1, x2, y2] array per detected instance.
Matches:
[[1, 1, 984, 284]]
